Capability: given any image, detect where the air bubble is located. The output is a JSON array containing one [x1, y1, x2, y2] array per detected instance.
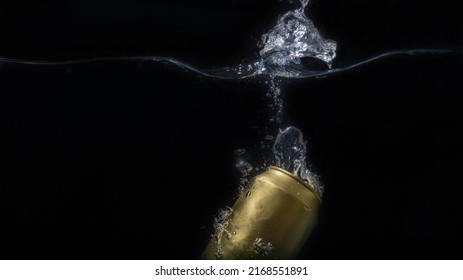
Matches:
[[234, 149, 246, 156], [235, 160, 253, 177]]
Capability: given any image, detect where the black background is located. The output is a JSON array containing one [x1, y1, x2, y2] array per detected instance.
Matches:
[[0, 0, 462, 259]]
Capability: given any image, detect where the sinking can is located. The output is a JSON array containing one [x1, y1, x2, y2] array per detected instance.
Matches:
[[202, 166, 321, 259]]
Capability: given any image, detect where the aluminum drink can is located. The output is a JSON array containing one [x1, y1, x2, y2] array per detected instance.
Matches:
[[202, 166, 321, 259]]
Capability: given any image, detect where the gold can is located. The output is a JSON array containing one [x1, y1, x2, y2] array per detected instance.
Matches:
[[202, 166, 321, 259]]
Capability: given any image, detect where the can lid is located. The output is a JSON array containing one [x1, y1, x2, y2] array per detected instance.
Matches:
[[268, 166, 322, 202]]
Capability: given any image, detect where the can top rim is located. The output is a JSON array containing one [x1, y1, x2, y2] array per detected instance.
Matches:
[[268, 166, 322, 201]]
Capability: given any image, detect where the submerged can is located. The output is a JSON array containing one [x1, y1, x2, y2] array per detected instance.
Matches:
[[202, 166, 321, 259]]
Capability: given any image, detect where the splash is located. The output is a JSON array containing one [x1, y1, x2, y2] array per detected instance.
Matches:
[[257, 0, 336, 77], [273, 126, 324, 197], [208, 0, 337, 79], [0, 0, 338, 80]]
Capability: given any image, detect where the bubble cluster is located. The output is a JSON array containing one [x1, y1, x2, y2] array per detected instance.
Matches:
[[273, 126, 324, 196], [212, 207, 234, 258], [258, 0, 336, 77], [252, 237, 274, 256]]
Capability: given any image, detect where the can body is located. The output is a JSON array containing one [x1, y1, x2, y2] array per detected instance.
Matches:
[[202, 166, 321, 259]]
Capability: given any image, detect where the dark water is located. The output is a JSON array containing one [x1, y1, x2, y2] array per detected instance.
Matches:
[[1, 0, 462, 259]]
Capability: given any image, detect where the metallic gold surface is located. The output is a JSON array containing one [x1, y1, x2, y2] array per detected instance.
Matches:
[[202, 166, 321, 259]]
